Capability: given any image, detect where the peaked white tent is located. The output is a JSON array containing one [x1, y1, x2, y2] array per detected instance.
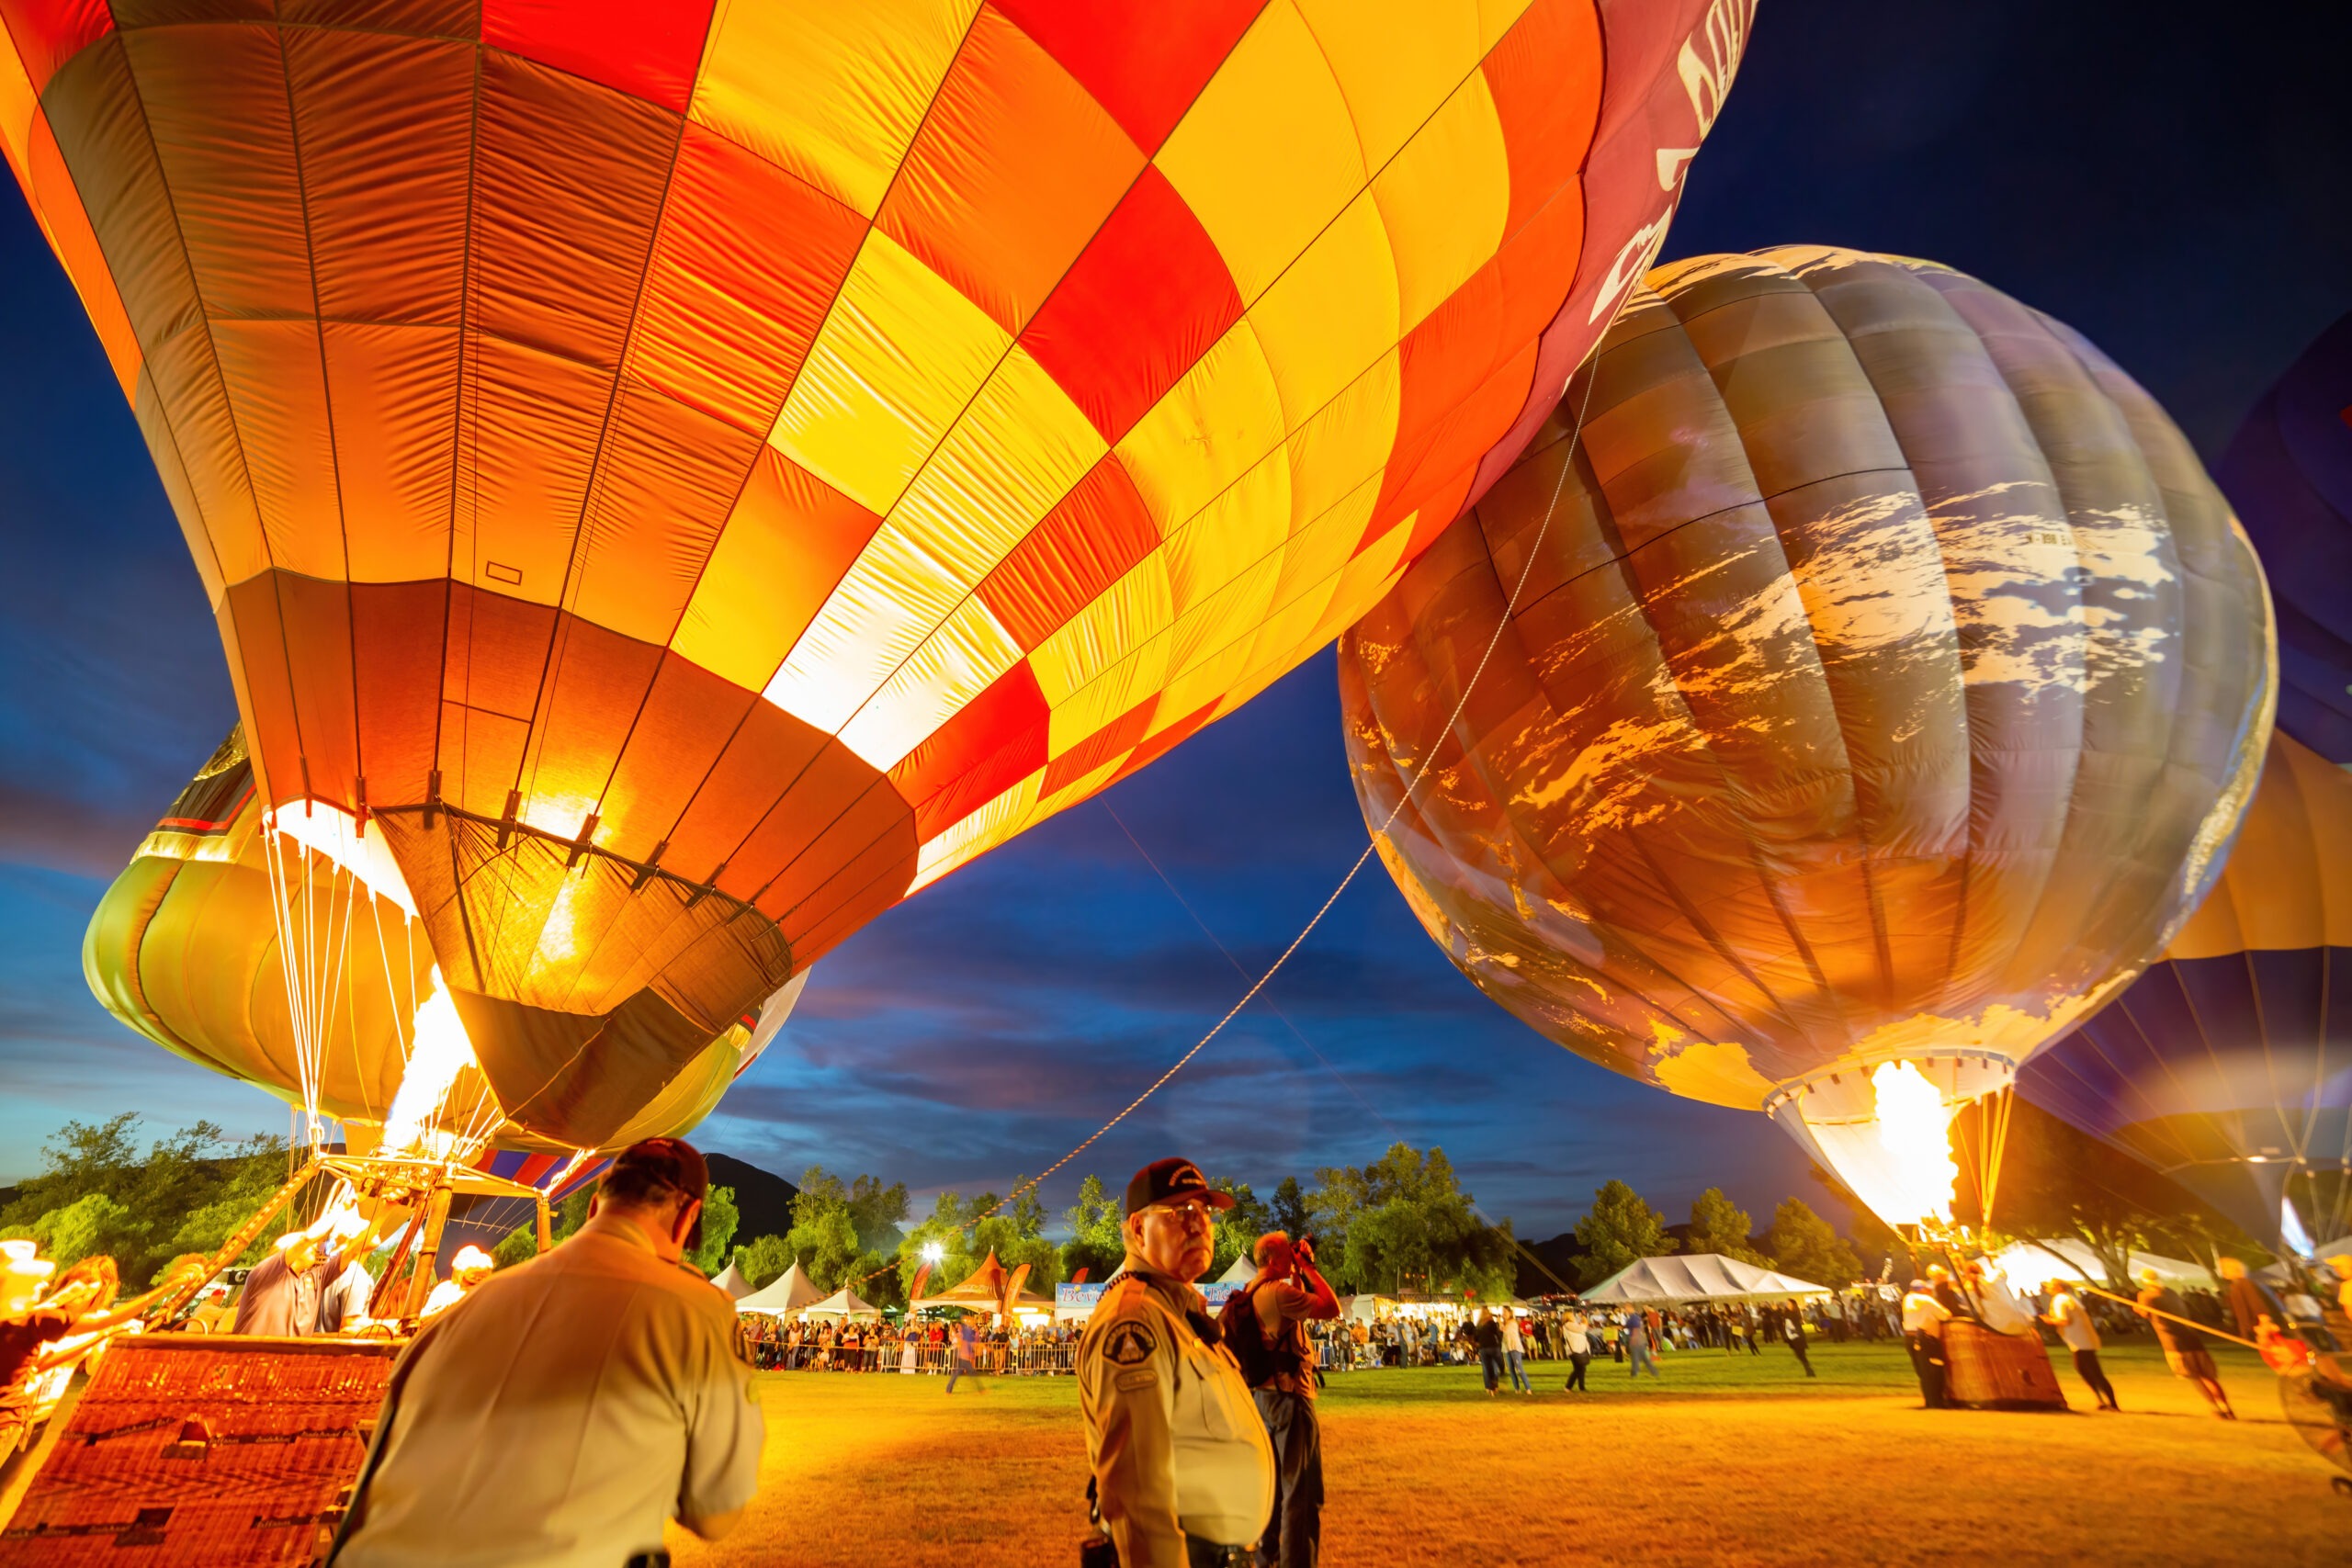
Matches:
[[1216, 1253, 1256, 1285], [734, 1260, 823, 1316], [803, 1286, 883, 1319], [1991, 1239, 2213, 1293], [710, 1260, 758, 1301], [1581, 1254, 1829, 1304]]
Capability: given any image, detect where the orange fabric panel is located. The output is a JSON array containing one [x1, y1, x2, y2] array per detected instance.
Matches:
[[25, 108, 136, 395], [750, 778, 918, 923], [469, 50, 678, 372], [483, 0, 717, 116], [274, 573, 362, 808], [348, 580, 448, 811], [321, 321, 461, 583], [721, 749, 910, 908], [138, 319, 266, 583], [438, 700, 531, 824], [278, 0, 476, 35], [658, 702, 837, 886], [976, 453, 1159, 649], [0, 0, 110, 96], [1018, 161, 1242, 444], [1040, 691, 1155, 795], [220, 576, 300, 808], [888, 660, 1050, 837], [1108, 696, 1217, 787], [630, 123, 867, 434], [593, 654, 762, 863], [460, 333, 609, 604], [283, 27, 475, 326], [208, 319, 344, 578], [1483, 0, 1602, 238], [571, 382, 766, 647], [879, 4, 1143, 336], [992, 0, 1264, 154], [441, 585, 555, 723], [514, 617, 666, 842], [694, 449, 886, 682]]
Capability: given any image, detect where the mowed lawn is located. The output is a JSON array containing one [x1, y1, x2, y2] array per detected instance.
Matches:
[[671, 1341, 2343, 1567]]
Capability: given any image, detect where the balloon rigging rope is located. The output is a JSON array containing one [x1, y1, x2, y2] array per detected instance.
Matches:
[[989, 366, 1603, 1219]]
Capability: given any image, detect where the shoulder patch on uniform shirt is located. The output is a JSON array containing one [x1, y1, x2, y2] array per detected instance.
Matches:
[[1104, 1321, 1157, 1366], [1114, 1367, 1157, 1391]]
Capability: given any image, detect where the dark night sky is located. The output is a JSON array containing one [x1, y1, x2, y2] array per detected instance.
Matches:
[[1, 2, 2346, 1240]]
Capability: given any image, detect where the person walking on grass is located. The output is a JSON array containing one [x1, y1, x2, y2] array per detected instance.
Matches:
[[1474, 1308, 1505, 1394], [945, 1315, 982, 1393], [1777, 1305, 1815, 1377], [1623, 1309, 1659, 1379], [1563, 1311, 1592, 1393], [1498, 1309, 1532, 1393]]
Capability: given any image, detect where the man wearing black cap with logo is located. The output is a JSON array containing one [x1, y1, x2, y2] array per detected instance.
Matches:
[[333, 1138, 765, 1568], [1080, 1157, 1274, 1568]]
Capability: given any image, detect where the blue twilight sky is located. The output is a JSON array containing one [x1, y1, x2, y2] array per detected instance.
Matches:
[[1, 2, 2347, 1239]]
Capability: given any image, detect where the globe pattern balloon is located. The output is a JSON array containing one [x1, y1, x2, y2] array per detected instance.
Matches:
[[1339, 246, 2275, 1224], [4, 0, 1751, 1145]]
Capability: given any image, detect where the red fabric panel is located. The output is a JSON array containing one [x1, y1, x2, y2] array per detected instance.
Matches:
[[720, 744, 908, 906], [632, 123, 865, 434], [442, 585, 556, 721], [0, 0, 111, 94], [1484, 0, 1603, 239], [277, 1, 477, 37], [766, 795, 920, 958], [1019, 164, 1240, 443], [993, 0, 1264, 153], [470, 50, 678, 372], [879, 6, 1143, 336], [1109, 698, 1217, 787], [659, 704, 835, 886], [482, 0, 715, 116], [594, 654, 759, 862], [350, 579, 450, 809], [888, 660, 1050, 838], [1041, 692, 1155, 796], [975, 453, 1159, 649], [740, 450, 886, 670], [1377, 342, 1541, 560], [513, 1151, 559, 1187], [517, 616, 666, 838]]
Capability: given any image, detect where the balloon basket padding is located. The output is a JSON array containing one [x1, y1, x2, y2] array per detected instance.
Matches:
[[0, 1335, 399, 1564], [1942, 1320, 2068, 1411]]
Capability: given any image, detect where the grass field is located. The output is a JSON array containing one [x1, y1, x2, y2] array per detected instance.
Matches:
[[669, 1340, 2345, 1567]]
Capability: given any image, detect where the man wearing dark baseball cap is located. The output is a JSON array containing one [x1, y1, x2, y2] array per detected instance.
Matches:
[[334, 1138, 764, 1567], [1079, 1157, 1272, 1568]]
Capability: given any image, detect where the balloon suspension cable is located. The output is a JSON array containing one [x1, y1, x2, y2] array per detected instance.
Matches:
[[2075, 1282, 2259, 1351], [1103, 799, 1579, 1297], [261, 805, 359, 1148], [988, 358, 1607, 1222]]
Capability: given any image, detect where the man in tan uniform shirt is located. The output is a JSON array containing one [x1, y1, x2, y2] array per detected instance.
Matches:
[[333, 1140, 763, 1568], [1080, 1157, 1274, 1568]]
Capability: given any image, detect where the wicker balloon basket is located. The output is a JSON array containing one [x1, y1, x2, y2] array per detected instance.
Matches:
[[0, 1335, 398, 1565], [1942, 1320, 2067, 1410]]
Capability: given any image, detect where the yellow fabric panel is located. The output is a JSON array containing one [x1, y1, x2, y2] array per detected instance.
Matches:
[[1477, 0, 1544, 51], [890, 343, 1106, 591], [1031, 754, 1125, 823], [1033, 553, 1175, 714], [1296, 0, 1484, 174], [1309, 513, 1415, 647], [674, 502, 808, 694], [1270, 468, 1384, 614], [1153, 2, 1366, 304], [1373, 71, 1510, 332], [689, 0, 979, 219], [838, 592, 1026, 773], [770, 230, 1013, 514], [2167, 733, 2352, 958], [1160, 450, 1290, 626], [1282, 353, 1400, 536], [1247, 191, 1398, 436], [910, 765, 1041, 891], [1148, 634, 1255, 739], [1170, 549, 1283, 687], [1116, 321, 1285, 541]]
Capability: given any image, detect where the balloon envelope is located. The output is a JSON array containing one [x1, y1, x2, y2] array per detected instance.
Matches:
[[2020, 732, 2351, 1246], [7, 0, 1747, 1142], [2216, 310, 2352, 762], [1340, 248, 2274, 1195], [82, 727, 804, 1154]]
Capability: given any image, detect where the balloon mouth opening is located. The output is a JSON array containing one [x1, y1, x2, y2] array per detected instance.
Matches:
[[1767, 1053, 2017, 1232]]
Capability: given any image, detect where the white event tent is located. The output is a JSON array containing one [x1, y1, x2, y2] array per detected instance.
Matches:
[[1990, 1238, 2213, 1292], [1581, 1255, 1830, 1304], [709, 1260, 758, 1301], [802, 1286, 883, 1319], [734, 1260, 824, 1316]]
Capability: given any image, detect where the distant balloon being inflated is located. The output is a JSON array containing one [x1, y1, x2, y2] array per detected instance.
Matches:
[[8, 0, 1750, 1147], [1340, 247, 2275, 1228]]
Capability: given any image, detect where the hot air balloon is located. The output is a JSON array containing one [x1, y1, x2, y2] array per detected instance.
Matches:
[[6, 0, 1751, 1149], [1340, 247, 2275, 1229], [2020, 731, 2350, 1247], [83, 725, 806, 1158], [2215, 310, 2352, 763]]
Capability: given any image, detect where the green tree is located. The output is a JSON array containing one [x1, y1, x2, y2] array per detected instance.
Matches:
[[1270, 1176, 1310, 1240], [685, 1185, 739, 1275], [1687, 1188, 1770, 1265], [732, 1234, 795, 1289], [1306, 1145, 1514, 1301], [1208, 1179, 1272, 1280], [1761, 1198, 1861, 1287], [2, 1115, 288, 1286], [1573, 1180, 1675, 1287], [1058, 1175, 1125, 1281], [846, 1175, 910, 1254], [897, 1184, 1058, 1303]]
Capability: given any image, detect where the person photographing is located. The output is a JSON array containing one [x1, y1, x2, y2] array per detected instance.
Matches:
[[1079, 1157, 1272, 1568], [1222, 1232, 1340, 1566]]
